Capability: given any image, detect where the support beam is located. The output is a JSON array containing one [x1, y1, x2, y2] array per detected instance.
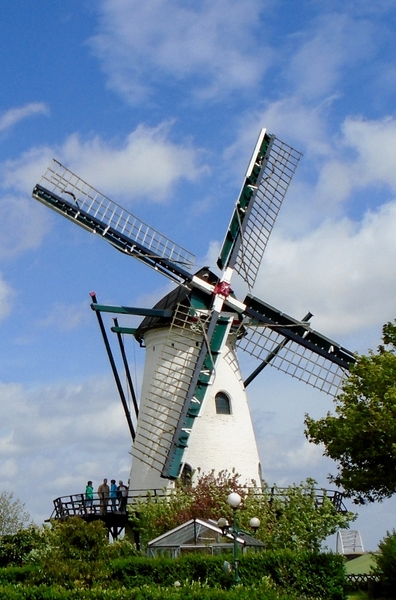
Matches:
[[89, 292, 136, 441], [91, 304, 172, 318], [113, 317, 139, 421]]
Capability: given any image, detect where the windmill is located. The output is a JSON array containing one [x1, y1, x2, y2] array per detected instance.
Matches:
[[31, 129, 355, 495]]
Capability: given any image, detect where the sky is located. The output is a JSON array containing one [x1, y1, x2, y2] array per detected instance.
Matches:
[[1, 0, 396, 551]]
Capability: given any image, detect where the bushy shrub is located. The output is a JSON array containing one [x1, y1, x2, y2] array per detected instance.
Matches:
[[372, 529, 396, 597], [26, 518, 113, 588], [240, 551, 346, 600], [109, 554, 227, 588], [0, 564, 37, 585], [0, 580, 301, 599], [0, 526, 45, 567], [108, 551, 346, 599]]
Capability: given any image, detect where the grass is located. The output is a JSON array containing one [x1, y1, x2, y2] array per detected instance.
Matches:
[[345, 553, 376, 575]]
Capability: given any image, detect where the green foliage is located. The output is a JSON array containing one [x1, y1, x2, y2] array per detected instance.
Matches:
[[305, 319, 396, 504], [109, 554, 227, 588], [109, 552, 346, 599], [239, 551, 346, 600], [0, 491, 31, 536], [0, 564, 37, 585], [131, 469, 243, 548], [26, 517, 127, 588], [372, 529, 396, 597], [242, 479, 354, 552], [131, 470, 354, 552], [0, 526, 45, 567], [0, 551, 346, 598], [0, 580, 300, 600], [25, 517, 142, 589]]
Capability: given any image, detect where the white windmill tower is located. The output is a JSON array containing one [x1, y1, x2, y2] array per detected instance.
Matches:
[[128, 267, 262, 491], [32, 129, 355, 496]]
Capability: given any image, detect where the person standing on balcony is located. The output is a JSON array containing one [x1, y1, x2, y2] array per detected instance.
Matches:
[[98, 478, 109, 515], [85, 481, 93, 513], [110, 479, 117, 512], [117, 480, 128, 513]]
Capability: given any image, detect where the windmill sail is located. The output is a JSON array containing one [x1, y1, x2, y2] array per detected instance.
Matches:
[[239, 295, 355, 397], [132, 303, 208, 474], [32, 160, 194, 284], [218, 130, 302, 289]]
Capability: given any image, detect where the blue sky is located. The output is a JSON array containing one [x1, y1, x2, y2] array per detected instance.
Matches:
[[1, 0, 396, 550]]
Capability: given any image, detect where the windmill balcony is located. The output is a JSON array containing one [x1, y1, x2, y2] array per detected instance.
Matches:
[[47, 486, 348, 542]]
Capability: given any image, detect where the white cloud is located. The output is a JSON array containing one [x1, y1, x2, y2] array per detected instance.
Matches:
[[1, 123, 206, 204], [89, 0, 269, 102], [0, 195, 51, 260], [342, 116, 396, 189], [254, 198, 396, 338], [0, 272, 14, 321], [312, 117, 396, 208], [0, 375, 133, 521], [0, 458, 18, 478], [0, 103, 49, 133], [36, 301, 96, 332], [287, 13, 376, 100]]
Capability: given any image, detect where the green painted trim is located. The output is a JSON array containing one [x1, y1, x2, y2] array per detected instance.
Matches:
[[165, 315, 232, 479], [110, 326, 137, 334], [91, 304, 172, 317], [217, 133, 272, 271]]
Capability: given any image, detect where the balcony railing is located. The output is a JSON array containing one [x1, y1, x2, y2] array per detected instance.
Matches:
[[49, 487, 348, 521]]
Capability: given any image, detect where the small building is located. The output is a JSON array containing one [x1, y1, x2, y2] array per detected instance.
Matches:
[[147, 518, 265, 558]]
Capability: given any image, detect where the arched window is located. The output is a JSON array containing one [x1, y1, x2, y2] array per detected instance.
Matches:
[[181, 463, 193, 485], [215, 391, 231, 415]]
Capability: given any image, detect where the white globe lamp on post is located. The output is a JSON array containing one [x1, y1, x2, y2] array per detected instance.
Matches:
[[217, 492, 260, 584]]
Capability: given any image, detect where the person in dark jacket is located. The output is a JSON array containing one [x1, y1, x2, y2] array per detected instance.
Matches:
[[117, 480, 128, 513]]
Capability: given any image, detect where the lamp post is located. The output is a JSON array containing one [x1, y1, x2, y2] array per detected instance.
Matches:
[[218, 492, 260, 584], [228, 492, 242, 583]]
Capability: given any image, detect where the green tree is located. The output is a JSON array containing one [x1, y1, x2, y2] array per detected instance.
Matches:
[[130, 471, 354, 551], [305, 319, 396, 504], [0, 491, 31, 536], [0, 525, 44, 566], [372, 529, 396, 597], [131, 469, 243, 548], [26, 517, 139, 588], [27, 517, 110, 587]]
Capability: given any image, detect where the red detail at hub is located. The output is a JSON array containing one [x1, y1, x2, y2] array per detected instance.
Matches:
[[214, 281, 232, 297]]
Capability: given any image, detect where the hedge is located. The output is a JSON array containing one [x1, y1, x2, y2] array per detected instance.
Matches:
[[0, 582, 297, 600], [108, 551, 346, 599], [0, 550, 347, 599]]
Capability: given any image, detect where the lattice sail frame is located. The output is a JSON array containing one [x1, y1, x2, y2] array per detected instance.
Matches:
[[237, 324, 349, 397], [132, 305, 210, 473], [38, 160, 195, 269], [235, 137, 302, 289]]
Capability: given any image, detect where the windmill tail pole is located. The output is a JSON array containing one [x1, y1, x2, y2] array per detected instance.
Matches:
[[89, 292, 136, 441], [113, 317, 139, 420], [244, 311, 313, 388]]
